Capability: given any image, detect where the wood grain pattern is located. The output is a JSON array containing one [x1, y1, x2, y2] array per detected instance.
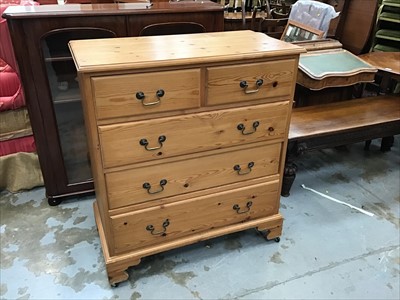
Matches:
[[358, 52, 400, 77], [337, 0, 378, 54], [69, 31, 305, 73], [297, 71, 376, 91], [99, 102, 289, 168], [92, 69, 201, 119], [207, 59, 296, 105], [3, 1, 223, 17], [290, 95, 400, 140], [79, 73, 115, 249], [111, 180, 280, 254], [105, 142, 281, 209], [71, 31, 300, 285], [94, 201, 283, 281]]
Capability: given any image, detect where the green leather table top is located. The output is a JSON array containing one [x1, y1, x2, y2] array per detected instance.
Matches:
[[299, 49, 377, 80]]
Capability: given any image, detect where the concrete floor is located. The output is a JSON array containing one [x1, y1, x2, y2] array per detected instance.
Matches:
[[1, 138, 399, 300]]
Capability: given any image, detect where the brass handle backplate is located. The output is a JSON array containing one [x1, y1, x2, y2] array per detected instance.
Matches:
[[237, 121, 260, 135], [143, 179, 167, 194], [146, 219, 170, 236], [139, 135, 166, 151], [233, 162, 254, 175], [136, 89, 165, 106], [239, 79, 263, 94], [233, 201, 253, 214]]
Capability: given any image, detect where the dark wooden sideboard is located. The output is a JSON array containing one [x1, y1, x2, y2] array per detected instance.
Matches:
[[3, 1, 224, 205]]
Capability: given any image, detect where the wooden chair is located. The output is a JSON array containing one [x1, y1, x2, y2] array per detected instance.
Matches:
[[250, 7, 288, 39], [224, 0, 274, 31], [250, 4, 270, 30], [139, 22, 206, 36], [270, 7, 290, 19], [258, 17, 288, 39]]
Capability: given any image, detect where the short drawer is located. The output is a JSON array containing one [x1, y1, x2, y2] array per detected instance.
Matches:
[[111, 180, 280, 254], [106, 142, 281, 209], [92, 69, 201, 119], [206, 59, 296, 106], [99, 102, 289, 168]]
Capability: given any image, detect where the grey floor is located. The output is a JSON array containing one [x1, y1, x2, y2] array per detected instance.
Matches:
[[1, 137, 399, 300]]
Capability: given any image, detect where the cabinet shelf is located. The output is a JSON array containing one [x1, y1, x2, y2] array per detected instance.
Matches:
[[382, 0, 400, 7], [44, 54, 73, 63], [379, 11, 400, 22], [376, 28, 400, 41], [373, 43, 400, 51], [371, 1, 400, 51], [53, 87, 81, 104]]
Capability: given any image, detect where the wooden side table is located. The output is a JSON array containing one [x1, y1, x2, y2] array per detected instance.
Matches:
[[281, 46, 398, 197], [358, 52, 400, 94]]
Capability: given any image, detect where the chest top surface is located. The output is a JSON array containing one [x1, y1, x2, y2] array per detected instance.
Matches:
[[2, 1, 223, 18], [69, 31, 305, 73]]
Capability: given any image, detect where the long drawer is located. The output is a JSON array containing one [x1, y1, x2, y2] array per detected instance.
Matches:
[[106, 141, 281, 209], [111, 180, 280, 254], [206, 59, 296, 106], [92, 69, 201, 120], [99, 102, 289, 168]]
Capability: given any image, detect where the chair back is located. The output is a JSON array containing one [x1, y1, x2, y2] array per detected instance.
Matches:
[[258, 17, 289, 39], [139, 22, 206, 36], [271, 7, 290, 19]]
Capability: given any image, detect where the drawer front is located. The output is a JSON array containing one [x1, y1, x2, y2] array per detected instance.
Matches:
[[207, 59, 296, 106], [92, 69, 201, 120], [99, 102, 289, 168], [111, 180, 280, 254], [106, 142, 281, 209]]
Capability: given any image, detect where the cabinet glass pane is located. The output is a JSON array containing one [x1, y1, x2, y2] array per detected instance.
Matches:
[[41, 29, 116, 184], [53, 101, 91, 183]]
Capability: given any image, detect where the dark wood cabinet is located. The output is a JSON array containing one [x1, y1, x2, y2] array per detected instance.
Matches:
[[3, 1, 224, 205]]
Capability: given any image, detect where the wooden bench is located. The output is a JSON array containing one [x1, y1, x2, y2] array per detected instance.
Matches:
[[281, 94, 400, 197]]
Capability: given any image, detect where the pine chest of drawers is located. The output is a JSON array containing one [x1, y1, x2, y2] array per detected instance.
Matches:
[[69, 31, 303, 285]]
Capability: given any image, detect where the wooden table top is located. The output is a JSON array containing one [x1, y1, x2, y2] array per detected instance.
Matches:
[[69, 30, 305, 73], [289, 95, 400, 140], [358, 52, 400, 77], [2, 1, 223, 18]]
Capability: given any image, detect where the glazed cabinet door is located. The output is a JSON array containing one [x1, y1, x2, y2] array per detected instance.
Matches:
[[42, 28, 118, 183], [19, 18, 127, 204]]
